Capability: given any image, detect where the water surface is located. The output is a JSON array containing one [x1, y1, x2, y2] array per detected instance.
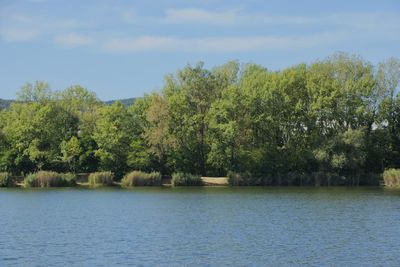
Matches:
[[1, 187, 400, 266]]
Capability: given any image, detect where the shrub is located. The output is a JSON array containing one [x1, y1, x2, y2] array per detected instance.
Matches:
[[88, 171, 114, 186], [383, 169, 400, 187], [0, 172, 14, 187], [24, 171, 76, 187], [172, 172, 203, 186], [121, 171, 161, 187], [227, 171, 259, 186]]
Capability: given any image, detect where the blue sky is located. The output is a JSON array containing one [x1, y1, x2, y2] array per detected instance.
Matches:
[[1, 0, 399, 100]]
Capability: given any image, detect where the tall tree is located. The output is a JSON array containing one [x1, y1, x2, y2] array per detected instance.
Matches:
[[144, 93, 174, 174], [93, 101, 134, 178], [164, 62, 221, 175]]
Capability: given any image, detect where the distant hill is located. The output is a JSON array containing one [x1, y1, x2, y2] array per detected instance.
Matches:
[[0, 98, 137, 109], [104, 98, 137, 107], [0, 99, 13, 110]]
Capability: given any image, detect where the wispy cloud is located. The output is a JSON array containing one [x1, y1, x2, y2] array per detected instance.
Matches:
[[0, 13, 90, 43], [55, 33, 92, 47], [120, 7, 400, 38], [25, 0, 48, 3], [109, 9, 400, 53], [102, 32, 344, 53], [0, 27, 40, 41], [163, 8, 238, 25], [122, 7, 314, 26], [1, 4, 399, 54], [324, 12, 400, 38]]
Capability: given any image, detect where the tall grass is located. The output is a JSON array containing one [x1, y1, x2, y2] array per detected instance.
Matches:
[[0, 172, 14, 187], [171, 172, 203, 186], [24, 171, 76, 187], [121, 171, 161, 187], [227, 171, 380, 186], [383, 169, 400, 187], [88, 171, 114, 186]]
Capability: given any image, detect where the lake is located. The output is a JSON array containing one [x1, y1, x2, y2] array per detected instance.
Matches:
[[1, 187, 400, 266]]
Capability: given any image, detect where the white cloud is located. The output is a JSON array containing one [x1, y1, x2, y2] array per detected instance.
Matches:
[[0, 27, 40, 41], [120, 8, 137, 24], [164, 8, 318, 26], [102, 33, 344, 53], [103, 36, 177, 51], [1, 4, 399, 54], [0, 13, 90, 43], [164, 8, 238, 25], [121, 7, 400, 37], [55, 33, 92, 47], [25, 0, 48, 3], [324, 12, 400, 39], [122, 7, 314, 26]]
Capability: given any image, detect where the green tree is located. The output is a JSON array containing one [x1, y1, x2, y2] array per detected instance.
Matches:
[[17, 81, 53, 102], [1, 101, 78, 173], [93, 101, 134, 178], [0, 55, 398, 185], [126, 96, 153, 171], [60, 136, 82, 173], [144, 93, 174, 174], [164, 62, 222, 175], [58, 85, 101, 172], [375, 58, 400, 168]]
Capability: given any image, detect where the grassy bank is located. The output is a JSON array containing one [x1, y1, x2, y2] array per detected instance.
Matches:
[[172, 173, 203, 186], [0, 170, 387, 188], [121, 171, 161, 187], [227, 171, 382, 186], [88, 172, 115, 187], [24, 171, 76, 188]]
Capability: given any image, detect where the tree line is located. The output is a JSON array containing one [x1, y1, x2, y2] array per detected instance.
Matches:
[[0, 53, 399, 185]]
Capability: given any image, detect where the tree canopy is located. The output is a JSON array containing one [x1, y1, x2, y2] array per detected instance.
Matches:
[[1, 53, 399, 184]]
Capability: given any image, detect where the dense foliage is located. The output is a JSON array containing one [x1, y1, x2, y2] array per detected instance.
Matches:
[[0, 172, 14, 187], [1, 53, 399, 185], [227, 171, 260, 186]]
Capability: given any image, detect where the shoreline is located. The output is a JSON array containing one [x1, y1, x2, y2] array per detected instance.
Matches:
[[9, 176, 230, 188], [2, 183, 392, 190], [3, 171, 396, 188]]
